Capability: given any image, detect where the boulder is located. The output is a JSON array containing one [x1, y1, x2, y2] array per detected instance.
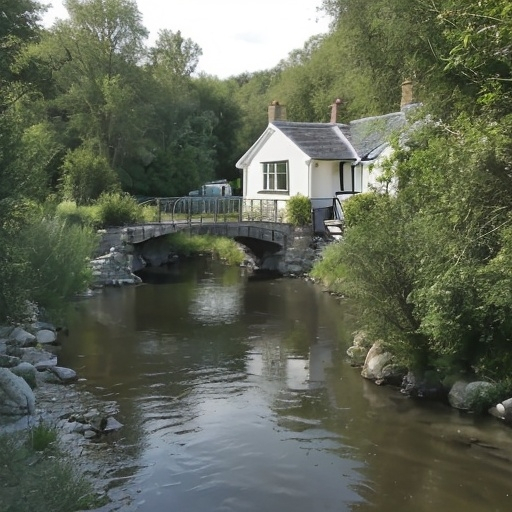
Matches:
[[36, 329, 58, 345], [448, 380, 495, 410], [9, 327, 36, 347], [20, 347, 57, 367], [346, 345, 368, 366], [361, 342, 393, 381], [10, 362, 37, 389], [0, 354, 21, 368], [49, 366, 78, 384], [0, 367, 35, 418]]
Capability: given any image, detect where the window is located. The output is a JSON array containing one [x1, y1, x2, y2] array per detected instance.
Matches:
[[263, 161, 288, 191]]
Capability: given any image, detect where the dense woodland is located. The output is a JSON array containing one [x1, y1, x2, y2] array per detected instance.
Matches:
[[2, 0, 512, 388]]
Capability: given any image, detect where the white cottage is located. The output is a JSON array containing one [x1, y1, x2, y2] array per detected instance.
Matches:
[[236, 81, 418, 231]]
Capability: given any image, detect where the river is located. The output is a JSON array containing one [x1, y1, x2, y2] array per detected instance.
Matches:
[[60, 258, 512, 512]]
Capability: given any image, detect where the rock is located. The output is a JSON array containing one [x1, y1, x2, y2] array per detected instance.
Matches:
[[0, 354, 21, 368], [346, 345, 368, 366], [31, 321, 56, 332], [34, 358, 58, 371], [496, 397, 512, 423], [103, 416, 124, 433], [401, 370, 446, 399], [83, 429, 97, 439], [9, 327, 36, 347], [361, 342, 393, 381], [20, 347, 57, 367], [49, 366, 78, 384], [0, 367, 36, 418], [0, 326, 14, 338], [448, 380, 494, 410], [36, 329, 57, 345], [10, 362, 37, 389]]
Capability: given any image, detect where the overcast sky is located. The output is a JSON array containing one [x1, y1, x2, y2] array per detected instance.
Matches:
[[42, 0, 332, 78]]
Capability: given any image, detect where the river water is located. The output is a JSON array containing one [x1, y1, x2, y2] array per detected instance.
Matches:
[[60, 259, 512, 512]]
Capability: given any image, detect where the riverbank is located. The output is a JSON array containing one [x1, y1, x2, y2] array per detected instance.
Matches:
[[0, 321, 133, 511]]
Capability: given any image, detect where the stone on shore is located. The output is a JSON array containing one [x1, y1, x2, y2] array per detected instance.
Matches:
[[36, 329, 58, 345], [0, 367, 36, 418]]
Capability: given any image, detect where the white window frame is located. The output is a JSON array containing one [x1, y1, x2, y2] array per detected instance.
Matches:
[[262, 161, 289, 192]]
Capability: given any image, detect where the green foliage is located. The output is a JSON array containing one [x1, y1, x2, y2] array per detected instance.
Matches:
[[95, 192, 144, 227], [342, 192, 384, 227], [0, 430, 102, 512], [61, 145, 120, 205], [309, 242, 348, 295], [285, 194, 312, 226], [9, 216, 98, 320], [165, 233, 244, 265], [29, 421, 58, 452]]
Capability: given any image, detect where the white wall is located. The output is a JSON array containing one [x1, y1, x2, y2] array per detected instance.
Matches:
[[244, 129, 309, 200]]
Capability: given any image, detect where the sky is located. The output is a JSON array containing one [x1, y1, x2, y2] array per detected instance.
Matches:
[[41, 0, 332, 78]]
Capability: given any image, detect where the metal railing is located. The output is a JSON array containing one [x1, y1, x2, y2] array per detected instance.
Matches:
[[138, 197, 287, 224]]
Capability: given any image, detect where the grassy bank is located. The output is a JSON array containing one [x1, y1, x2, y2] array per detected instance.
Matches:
[[0, 423, 104, 512], [165, 232, 245, 266]]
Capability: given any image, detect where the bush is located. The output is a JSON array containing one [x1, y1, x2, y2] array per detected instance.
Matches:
[[17, 216, 98, 316], [286, 194, 311, 226], [95, 192, 144, 227], [61, 144, 120, 205], [342, 192, 384, 227]]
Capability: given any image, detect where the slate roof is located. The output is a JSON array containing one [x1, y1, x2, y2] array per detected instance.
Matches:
[[272, 121, 356, 161], [273, 111, 407, 161]]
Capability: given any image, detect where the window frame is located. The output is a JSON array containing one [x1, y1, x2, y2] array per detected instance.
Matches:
[[262, 160, 289, 193]]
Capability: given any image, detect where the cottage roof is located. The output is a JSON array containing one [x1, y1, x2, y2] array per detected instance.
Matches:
[[235, 108, 414, 169], [348, 112, 406, 159], [272, 121, 357, 161]]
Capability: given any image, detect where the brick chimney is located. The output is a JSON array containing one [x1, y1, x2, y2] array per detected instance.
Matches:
[[330, 98, 342, 123], [268, 100, 286, 122], [400, 80, 413, 109]]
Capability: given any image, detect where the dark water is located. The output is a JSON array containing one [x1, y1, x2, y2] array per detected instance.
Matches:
[[61, 259, 512, 512]]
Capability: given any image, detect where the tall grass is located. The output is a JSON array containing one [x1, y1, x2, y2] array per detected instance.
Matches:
[[165, 232, 245, 265], [0, 429, 103, 511]]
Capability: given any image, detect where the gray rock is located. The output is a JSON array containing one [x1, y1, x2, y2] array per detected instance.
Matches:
[[20, 347, 57, 367], [0, 354, 21, 368], [49, 366, 78, 384], [0, 326, 14, 338], [448, 380, 494, 410], [9, 327, 36, 347], [36, 329, 57, 345], [0, 367, 36, 417], [31, 321, 56, 332], [10, 362, 37, 389]]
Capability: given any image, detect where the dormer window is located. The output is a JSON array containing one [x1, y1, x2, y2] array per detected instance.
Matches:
[[263, 161, 288, 192]]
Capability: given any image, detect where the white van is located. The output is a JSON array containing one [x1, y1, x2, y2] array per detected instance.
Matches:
[[188, 179, 232, 197]]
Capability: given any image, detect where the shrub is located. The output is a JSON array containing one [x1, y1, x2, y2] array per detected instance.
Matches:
[[60, 144, 120, 205], [18, 216, 98, 315], [95, 192, 144, 227], [286, 194, 311, 226], [30, 421, 58, 452], [342, 192, 384, 227]]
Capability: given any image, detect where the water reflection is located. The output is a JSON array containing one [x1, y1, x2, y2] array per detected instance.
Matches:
[[60, 259, 512, 512]]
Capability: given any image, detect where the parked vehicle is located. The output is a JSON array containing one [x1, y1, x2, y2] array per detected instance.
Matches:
[[188, 179, 232, 197]]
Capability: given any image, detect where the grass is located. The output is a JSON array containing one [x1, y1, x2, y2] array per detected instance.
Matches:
[[0, 425, 104, 512], [165, 232, 245, 265]]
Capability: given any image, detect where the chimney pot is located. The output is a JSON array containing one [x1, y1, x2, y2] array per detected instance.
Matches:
[[401, 80, 413, 109], [330, 98, 342, 124], [268, 101, 286, 122]]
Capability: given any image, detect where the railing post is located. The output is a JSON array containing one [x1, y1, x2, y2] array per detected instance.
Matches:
[[157, 198, 161, 223], [274, 199, 278, 223]]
